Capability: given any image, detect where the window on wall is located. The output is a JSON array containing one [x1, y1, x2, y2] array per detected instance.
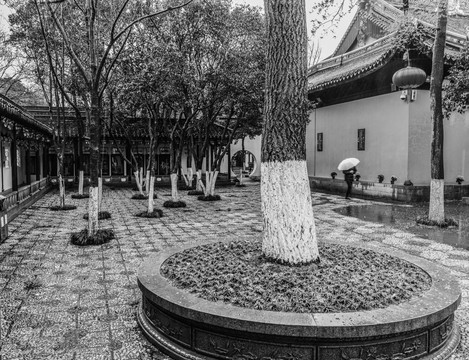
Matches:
[[358, 129, 366, 151], [317, 133, 323, 152]]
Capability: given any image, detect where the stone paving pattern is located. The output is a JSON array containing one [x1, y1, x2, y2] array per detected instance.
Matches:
[[0, 184, 467, 359]]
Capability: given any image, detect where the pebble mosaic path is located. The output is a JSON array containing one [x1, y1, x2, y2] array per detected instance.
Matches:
[[0, 183, 467, 359]]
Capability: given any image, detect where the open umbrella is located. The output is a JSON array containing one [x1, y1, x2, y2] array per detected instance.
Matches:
[[338, 158, 360, 171]]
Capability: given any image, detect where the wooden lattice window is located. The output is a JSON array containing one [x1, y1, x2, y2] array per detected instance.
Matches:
[[358, 129, 365, 151], [317, 132, 323, 152]]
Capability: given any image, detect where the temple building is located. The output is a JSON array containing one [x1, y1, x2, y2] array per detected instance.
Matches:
[[306, 0, 468, 199]]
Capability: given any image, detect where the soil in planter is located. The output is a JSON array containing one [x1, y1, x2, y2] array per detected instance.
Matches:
[[135, 209, 164, 218], [161, 240, 431, 313], [70, 229, 115, 246], [163, 200, 187, 208], [83, 211, 111, 220], [197, 195, 221, 201], [131, 193, 158, 200], [50, 205, 77, 211]]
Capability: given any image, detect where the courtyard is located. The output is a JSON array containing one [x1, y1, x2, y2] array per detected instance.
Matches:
[[0, 184, 467, 359]]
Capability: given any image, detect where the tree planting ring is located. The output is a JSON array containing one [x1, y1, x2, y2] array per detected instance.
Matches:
[[137, 239, 461, 360]]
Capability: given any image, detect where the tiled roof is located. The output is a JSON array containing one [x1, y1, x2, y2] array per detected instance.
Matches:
[[309, 34, 396, 91], [310, 0, 467, 93], [0, 94, 52, 135]]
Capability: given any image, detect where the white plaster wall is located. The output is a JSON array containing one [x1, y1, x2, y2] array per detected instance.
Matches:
[[444, 111, 469, 183], [230, 136, 262, 177], [408, 90, 432, 184], [306, 93, 410, 183]]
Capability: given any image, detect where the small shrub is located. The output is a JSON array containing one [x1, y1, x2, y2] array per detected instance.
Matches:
[[163, 200, 187, 208], [83, 211, 111, 220], [71, 193, 89, 199], [70, 229, 115, 246], [456, 175, 464, 185], [188, 190, 204, 196], [403, 180, 414, 186], [377, 174, 384, 183], [24, 278, 42, 291], [235, 183, 246, 187], [416, 216, 458, 228], [354, 172, 361, 181], [198, 194, 221, 201], [390, 176, 397, 185], [50, 205, 77, 211], [131, 193, 157, 200], [135, 209, 164, 218], [330, 171, 337, 179]]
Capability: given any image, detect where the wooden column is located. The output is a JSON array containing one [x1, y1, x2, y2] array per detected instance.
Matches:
[[11, 127, 18, 192], [126, 143, 131, 179], [43, 144, 50, 177], [25, 148, 31, 185]]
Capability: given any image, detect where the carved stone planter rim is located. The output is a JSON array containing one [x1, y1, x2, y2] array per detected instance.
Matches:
[[137, 237, 461, 339]]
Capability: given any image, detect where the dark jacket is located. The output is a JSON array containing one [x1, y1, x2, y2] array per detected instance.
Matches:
[[343, 168, 356, 182]]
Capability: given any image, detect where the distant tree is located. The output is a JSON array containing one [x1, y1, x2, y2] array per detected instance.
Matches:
[[32, 0, 193, 236]]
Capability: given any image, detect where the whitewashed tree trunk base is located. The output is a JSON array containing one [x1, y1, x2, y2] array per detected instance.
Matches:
[[98, 177, 103, 213], [429, 179, 445, 223], [148, 176, 155, 213], [171, 174, 179, 202], [145, 172, 150, 195], [88, 186, 99, 236], [78, 171, 84, 195], [196, 170, 202, 191], [134, 170, 144, 195], [59, 174, 65, 208], [261, 160, 319, 264]]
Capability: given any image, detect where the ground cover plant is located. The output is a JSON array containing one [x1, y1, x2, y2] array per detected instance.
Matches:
[[161, 239, 432, 313], [50, 205, 77, 211], [83, 211, 111, 220], [131, 193, 157, 200], [187, 190, 204, 196], [197, 195, 221, 201], [71, 193, 90, 199], [163, 200, 186, 208], [70, 229, 115, 246], [135, 209, 163, 218]]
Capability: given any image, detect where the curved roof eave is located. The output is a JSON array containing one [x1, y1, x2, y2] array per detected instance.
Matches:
[[0, 94, 53, 136]]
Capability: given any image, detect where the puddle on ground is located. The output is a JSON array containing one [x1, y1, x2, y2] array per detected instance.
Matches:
[[335, 204, 469, 250]]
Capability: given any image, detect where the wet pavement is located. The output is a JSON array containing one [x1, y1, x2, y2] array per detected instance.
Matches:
[[0, 184, 468, 359], [335, 202, 469, 250]]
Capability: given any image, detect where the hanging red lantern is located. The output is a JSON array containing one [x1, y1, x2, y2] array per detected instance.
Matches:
[[392, 65, 427, 89]]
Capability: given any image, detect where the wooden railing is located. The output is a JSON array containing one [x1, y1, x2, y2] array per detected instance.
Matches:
[[1, 178, 50, 211]]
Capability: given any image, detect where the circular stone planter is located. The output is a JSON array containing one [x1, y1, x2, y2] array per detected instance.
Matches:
[[137, 239, 461, 360]]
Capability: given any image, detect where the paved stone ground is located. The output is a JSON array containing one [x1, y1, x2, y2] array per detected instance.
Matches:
[[0, 183, 467, 359]]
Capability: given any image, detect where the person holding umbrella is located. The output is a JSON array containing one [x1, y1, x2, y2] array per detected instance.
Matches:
[[337, 158, 360, 199]]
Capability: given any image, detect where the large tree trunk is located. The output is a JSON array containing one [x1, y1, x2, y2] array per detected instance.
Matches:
[[262, 0, 319, 265], [429, 0, 447, 223], [87, 92, 101, 236]]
